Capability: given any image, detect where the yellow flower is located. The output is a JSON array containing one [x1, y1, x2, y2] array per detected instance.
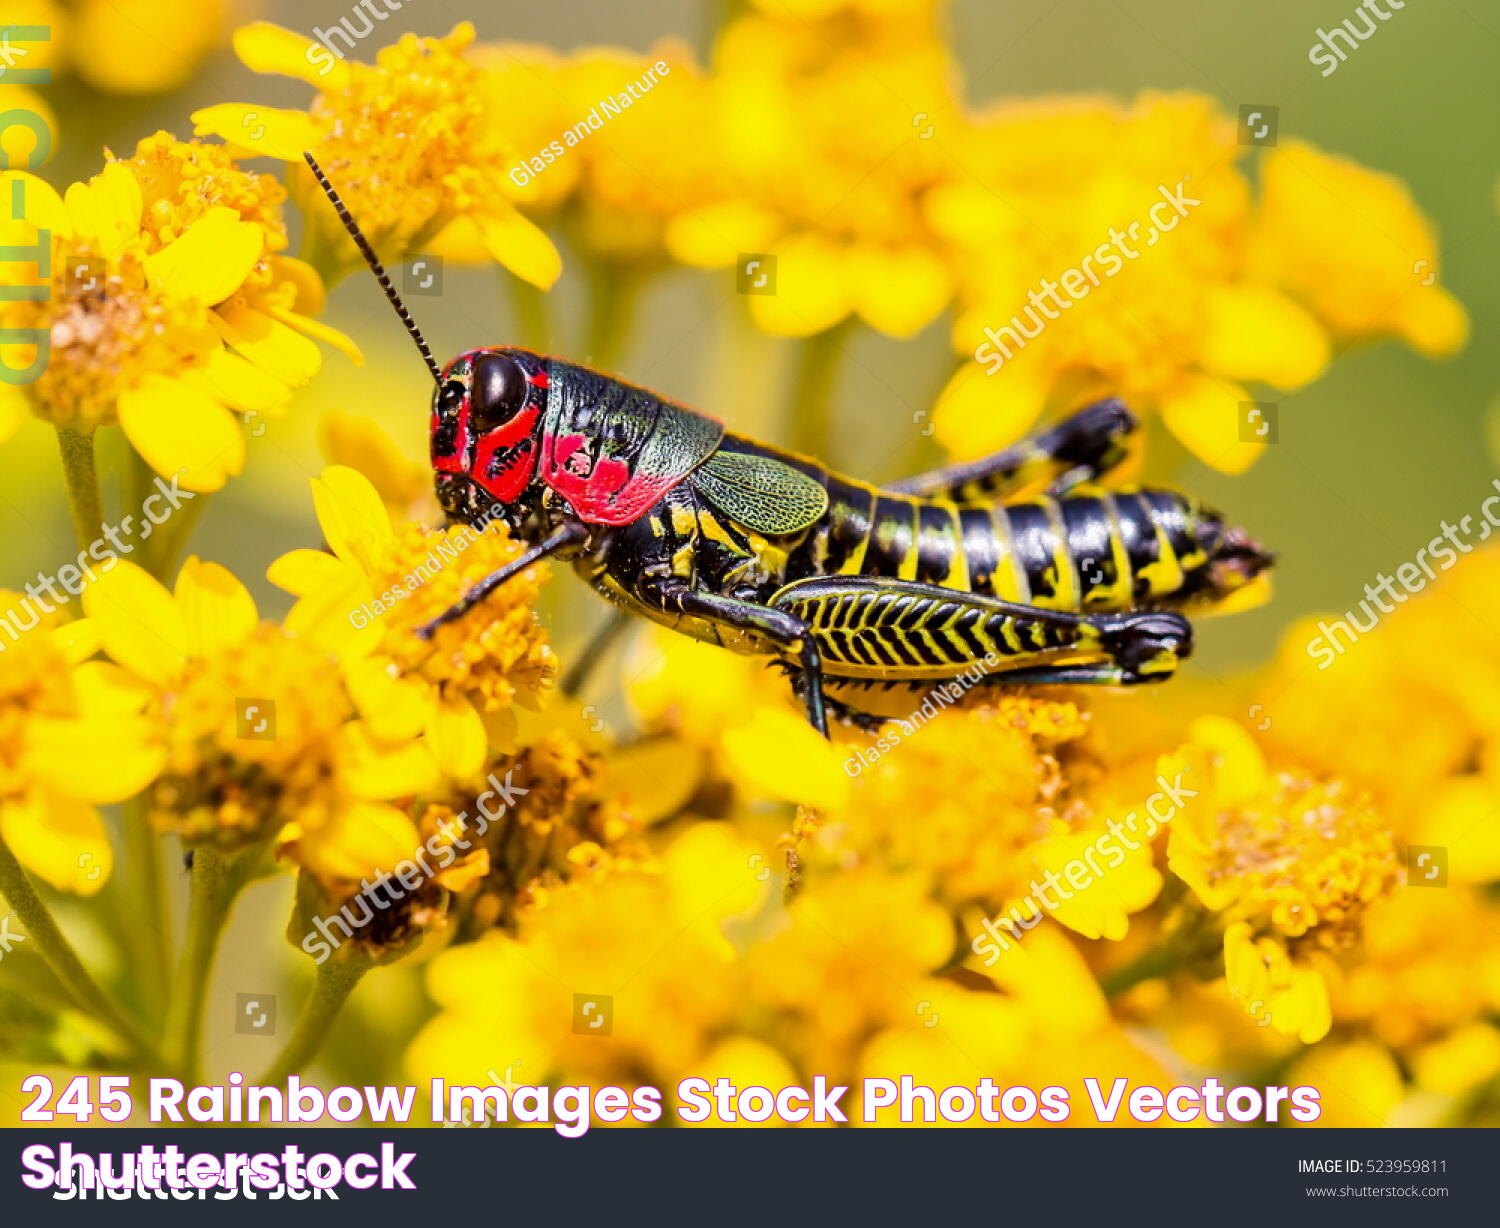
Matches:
[[1248, 139, 1468, 357], [81, 558, 428, 887], [67, 0, 228, 96], [1336, 887, 1500, 1054], [417, 730, 645, 936], [0, 593, 160, 894], [1165, 716, 1400, 1042], [929, 98, 1461, 473], [194, 22, 561, 290], [0, 134, 357, 489], [861, 926, 1177, 1128], [0, 2, 226, 101], [407, 822, 761, 1103], [269, 466, 557, 779], [664, 10, 958, 338]]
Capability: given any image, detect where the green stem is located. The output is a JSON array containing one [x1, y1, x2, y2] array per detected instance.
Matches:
[[786, 317, 856, 461], [508, 275, 552, 353], [56, 427, 103, 553], [122, 796, 172, 1017], [0, 833, 157, 1065], [163, 847, 247, 1081], [257, 956, 371, 1086], [581, 257, 643, 373], [142, 490, 209, 581], [1100, 942, 1185, 998]]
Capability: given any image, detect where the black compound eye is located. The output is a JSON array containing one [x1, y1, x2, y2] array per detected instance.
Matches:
[[469, 353, 528, 432]]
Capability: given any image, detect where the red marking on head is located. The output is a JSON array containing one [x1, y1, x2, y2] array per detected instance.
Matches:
[[527, 370, 550, 389], [472, 405, 544, 502]]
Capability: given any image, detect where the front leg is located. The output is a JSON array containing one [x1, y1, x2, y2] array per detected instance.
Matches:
[[659, 585, 831, 738]]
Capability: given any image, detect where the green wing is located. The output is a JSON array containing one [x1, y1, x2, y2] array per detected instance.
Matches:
[[692, 449, 830, 535]]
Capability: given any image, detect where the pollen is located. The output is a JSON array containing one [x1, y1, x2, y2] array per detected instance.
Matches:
[[120, 132, 289, 273], [1195, 774, 1399, 954], [20, 247, 210, 431], [148, 625, 352, 849], [372, 521, 558, 715], [302, 25, 517, 263]]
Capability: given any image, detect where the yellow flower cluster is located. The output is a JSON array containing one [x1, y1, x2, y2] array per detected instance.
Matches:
[[196, 7, 1465, 476], [0, 133, 356, 490]]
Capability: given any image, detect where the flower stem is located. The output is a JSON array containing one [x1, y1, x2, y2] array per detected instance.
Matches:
[[0, 832, 157, 1066], [508, 275, 552, 353], [56, 427, 104, 554], [257, 956, 371, 1087], [582, 257, 642, 373], [786, 318, 856, 462], [122, 796, 172, 1017], [1100, 943, 1183, 997], [163, 847, 246, 1081]]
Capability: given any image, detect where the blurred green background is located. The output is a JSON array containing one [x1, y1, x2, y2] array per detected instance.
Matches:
[[7, 0, 1498, 677]]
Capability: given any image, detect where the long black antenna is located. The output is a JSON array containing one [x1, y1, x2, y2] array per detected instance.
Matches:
[[302, 152, 442, 386]]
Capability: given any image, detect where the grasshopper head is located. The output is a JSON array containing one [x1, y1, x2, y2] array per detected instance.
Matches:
[[431, 347, 551, 526]]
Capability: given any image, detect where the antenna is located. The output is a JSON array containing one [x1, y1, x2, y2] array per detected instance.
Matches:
[[302, 152, 443, 386]]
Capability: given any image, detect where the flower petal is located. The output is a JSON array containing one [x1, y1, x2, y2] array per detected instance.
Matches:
[[144, 206, 264, 306], [1200, 284, 1329, 391], [64, 162, 142, 261], [26, 713, 164, 804], [309, 465, 393, 572], [187, 347, 292, 416], [174, 557, 257, 660], [269, 306, 364, 366], [190, 103, 324, 163], [428, 694, 488, 778], [233, 22, 353, 90], [118, 373, 245, 493], [213, 302, 324, 388], [290, 800, 420, 885], [267, 548, 349, 598], [1158, 373, 1263, 475], [477, 209, 563, 290], [721, 707, 849, 811], [81, 559, 186, 686], [0, 793, 112, 896]]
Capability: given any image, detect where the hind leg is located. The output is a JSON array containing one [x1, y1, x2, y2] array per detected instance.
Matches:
[[886, 398, 1136, 501]]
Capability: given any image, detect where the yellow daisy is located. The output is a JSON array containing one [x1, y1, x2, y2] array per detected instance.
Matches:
[[81, 557, 429, 888], [1164, 716, 1400, 1042], [0, 592, 160, 894], [0, 133, 358, 490], [192, 22, 561, 290], [269, 466, 557, 781]]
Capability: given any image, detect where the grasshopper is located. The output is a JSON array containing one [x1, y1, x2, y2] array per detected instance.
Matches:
[[306, 156, 1272, 737]]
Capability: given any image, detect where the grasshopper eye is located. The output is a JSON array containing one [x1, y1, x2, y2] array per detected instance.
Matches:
[[470, 353, 528, 432]]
